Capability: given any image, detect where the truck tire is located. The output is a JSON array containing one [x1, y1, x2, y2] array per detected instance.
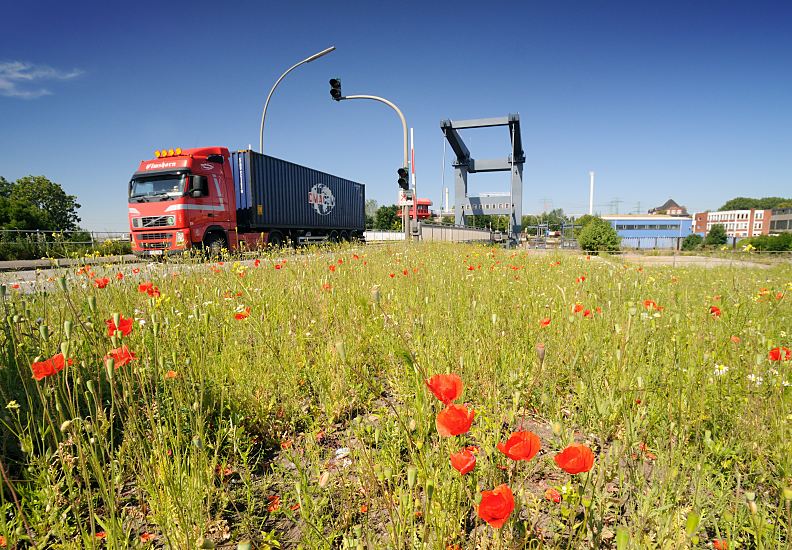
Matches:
[[268, 231, 284, 248], [328, 230, 339, 243], [205, 233, 227, 257], [340, 230, 350, 242]]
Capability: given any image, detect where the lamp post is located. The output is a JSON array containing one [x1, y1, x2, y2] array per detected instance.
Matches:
[[259, 46, 335, 154]]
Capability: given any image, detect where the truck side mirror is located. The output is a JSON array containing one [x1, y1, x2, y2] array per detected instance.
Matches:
[[191, 175, 208, 198]]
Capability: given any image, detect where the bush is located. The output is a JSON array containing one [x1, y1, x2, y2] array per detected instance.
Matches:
[[578, 218, 620, 253], [705, 224, 728, 246], [681, 233, 704, 251], [743, 233, 792, 251]]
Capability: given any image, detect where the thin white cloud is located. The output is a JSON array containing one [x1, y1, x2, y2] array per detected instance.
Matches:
[[0, 61, 83, 99]]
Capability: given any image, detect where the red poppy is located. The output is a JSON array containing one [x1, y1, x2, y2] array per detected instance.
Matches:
[[573, 303, 584, 313], [643, 300, 663, 311], [116, 272, 124, 280], [712, 539, 728, 550], [267, 495, 281, 512], [165, 370, 178, 379], [254, 259, 261, 267], [106, 314, 133, 337], [595, 306, 603, 315], [583, 309, 592, 318], [497, 431, 541, 461], [275, 263, 283, 270], [329, 265, 336, 272], [235, 307, 251, 320], [539, 318, 551, 327], [730, 335, 741, 344], [31, 353, 72, 381], [425, 373, 463, 405], [105, 345, 137, 368], [132, 268, 140, 274], [576, 276, 586, 283], [768, 346, 791, 361], [554, 443, 595, 474], [449, 448, 476, 475], [322, 283, 331, 291], [138, 282, 153, 293], [140, 532, 156, 542], [402, 269, 408, 276], [436, 404, 475, 437], [709, 306, 721, 317], [147, 286, 160, 298], [544, 488, 561, 503], [477, 484, 515, 528], [93, 277, 110, 289], [96, 532, 106, 539]]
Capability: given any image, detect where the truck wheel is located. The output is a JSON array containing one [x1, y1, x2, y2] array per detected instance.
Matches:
[[328, 230, 339, 243], [205, 233, 227, 257], [340, 230, 350, 242], [268, 231, 284, 248]]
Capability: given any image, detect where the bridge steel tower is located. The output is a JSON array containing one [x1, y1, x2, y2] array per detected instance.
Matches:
[[440, 114, 525, 241]]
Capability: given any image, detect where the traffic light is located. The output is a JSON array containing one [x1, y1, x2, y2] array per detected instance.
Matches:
[[397, 167, 409, 190], [329, 78, 342, 101]]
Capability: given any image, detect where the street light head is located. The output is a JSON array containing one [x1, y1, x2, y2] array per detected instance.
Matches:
[[306, 46, 336, 63]]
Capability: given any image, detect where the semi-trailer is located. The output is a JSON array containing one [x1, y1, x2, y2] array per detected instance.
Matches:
[[128, 147, 365, 255]]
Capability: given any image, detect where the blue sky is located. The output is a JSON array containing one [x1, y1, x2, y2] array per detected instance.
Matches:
[[1, 0, 790, 231]]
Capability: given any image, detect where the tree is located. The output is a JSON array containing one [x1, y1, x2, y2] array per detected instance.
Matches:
[[573, 214, 597, 238], [577, 217, 620, 253], [681, 233, 703, 251], [719, 197, 791, 211], [365, 199, 378, 218], [705, 224, 728, 246], [0, 176, 81, 231], [374, 205, 401, 230]]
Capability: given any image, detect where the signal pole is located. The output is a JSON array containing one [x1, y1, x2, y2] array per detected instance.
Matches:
[[330, 80, 411, 239]]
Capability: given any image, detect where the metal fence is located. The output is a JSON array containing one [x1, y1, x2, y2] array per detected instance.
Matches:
[[365, 224, 494, 243], [0, 230, 131, 261]]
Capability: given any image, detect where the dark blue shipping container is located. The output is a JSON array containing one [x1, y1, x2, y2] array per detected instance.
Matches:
[[231, 150, 365, 234]]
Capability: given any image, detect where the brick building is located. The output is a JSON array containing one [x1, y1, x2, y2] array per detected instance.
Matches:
[[694, 209, 771, 238]]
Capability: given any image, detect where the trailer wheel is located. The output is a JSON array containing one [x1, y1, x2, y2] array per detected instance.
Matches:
[[340, 230, 350, 242], [204, 233, 227, 258], [328, 230, 339, 243], [268, 231, 284, 248]]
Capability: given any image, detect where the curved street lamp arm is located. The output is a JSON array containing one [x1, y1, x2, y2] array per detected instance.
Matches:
[[259, 46, 335, 154]]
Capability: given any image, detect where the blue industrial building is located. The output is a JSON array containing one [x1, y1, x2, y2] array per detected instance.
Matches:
[[602, 215, 693, 249]]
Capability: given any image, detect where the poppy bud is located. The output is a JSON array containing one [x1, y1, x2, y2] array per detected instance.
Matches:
[[112, 313, 121, 331], [748, 501, 757, 515], [88, 296, 97, 314], [64, 319, 72, 340], [426, 481, 435, 501], [60, 341, 69, 359], [86, 380, 95, 394], [371, 286, 380, 304], [39, 324, 49, 340], [407, 466, 417, 488], [57, 277, 67, 292], [111, 335, 119, 348], [536, 343, 546, 363]]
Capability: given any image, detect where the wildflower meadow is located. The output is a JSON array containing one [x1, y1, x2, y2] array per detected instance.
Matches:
[[0, 244, 790, 549]]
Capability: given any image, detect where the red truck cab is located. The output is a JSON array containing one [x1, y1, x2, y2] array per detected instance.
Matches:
[[128, 147, 236, 255]]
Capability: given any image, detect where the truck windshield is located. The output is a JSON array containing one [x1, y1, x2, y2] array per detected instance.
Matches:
[[129, 175, 185, 201]]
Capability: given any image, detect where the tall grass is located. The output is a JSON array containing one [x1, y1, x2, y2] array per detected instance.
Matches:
[[0, 244, 790, 548]]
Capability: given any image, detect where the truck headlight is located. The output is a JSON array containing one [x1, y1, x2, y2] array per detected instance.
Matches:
[[175, 231, 185, 244]]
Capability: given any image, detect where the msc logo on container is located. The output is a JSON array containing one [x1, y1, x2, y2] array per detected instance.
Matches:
[[308, 183, 335, 216]]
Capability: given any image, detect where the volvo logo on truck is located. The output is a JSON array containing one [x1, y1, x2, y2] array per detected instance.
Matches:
[[308, 183, 335, 216]]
